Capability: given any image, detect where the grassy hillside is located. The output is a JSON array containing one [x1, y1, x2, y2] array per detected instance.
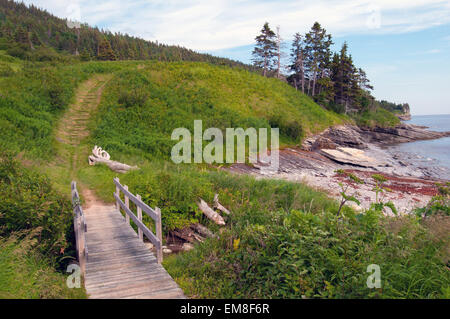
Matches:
[[92, 61, 346, 160], [0, 55, 345, 161]]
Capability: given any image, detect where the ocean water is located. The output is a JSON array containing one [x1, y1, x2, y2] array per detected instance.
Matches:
[[386, 114, 450, 180]]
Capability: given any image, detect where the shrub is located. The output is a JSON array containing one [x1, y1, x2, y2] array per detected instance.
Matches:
[[0, 152, 73, 261], [165, 208, 449, 298], [6, 44, 29, 60]]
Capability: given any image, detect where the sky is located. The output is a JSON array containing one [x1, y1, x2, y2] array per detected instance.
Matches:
[[22, 0, 450, 115]]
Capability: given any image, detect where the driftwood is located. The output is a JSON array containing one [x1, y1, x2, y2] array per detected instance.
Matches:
[[171, 228, 205, 243], [213, 194, 231, 215], [171, 229, 196, 243], [88, 146, 138, 173], [190, 223, 217, 238], [197, 198, 225, 225]]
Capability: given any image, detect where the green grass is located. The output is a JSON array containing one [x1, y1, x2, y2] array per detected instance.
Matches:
[[0, 233, 86, 299], [91, 61, 347, 161], [0, 58, 138, 160]]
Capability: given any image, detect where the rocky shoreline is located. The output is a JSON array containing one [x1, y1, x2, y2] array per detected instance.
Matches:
[[228, 124, 450, 214]]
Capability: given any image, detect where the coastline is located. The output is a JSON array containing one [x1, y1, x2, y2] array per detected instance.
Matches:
[[228, 123, 450, 214]]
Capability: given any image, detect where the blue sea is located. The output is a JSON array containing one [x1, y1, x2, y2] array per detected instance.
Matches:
[[386, 114, 450, 180]]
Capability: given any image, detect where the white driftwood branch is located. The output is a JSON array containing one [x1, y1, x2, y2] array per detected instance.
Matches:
[[213, 194, 231, 215], [197, 198, 225, 226], [88, 145, 138, 173]]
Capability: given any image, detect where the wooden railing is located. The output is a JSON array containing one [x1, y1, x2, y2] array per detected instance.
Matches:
[[71, 181, 88, 275], [113, 178, 163, 263]]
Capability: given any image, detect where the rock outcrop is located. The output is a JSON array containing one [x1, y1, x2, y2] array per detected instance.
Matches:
[[359, 124, 450, 145], [303, 124, 450, 151], [320, 147, 386, 168]]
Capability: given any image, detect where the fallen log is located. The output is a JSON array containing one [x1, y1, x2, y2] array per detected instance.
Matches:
[[170, 229, 196, 243], [88, 145, 138, 173], [190, 223, 217, 238], [197, 198, 225, 225], [213, 194, 231, 215]]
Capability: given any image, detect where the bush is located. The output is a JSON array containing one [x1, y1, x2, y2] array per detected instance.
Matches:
[[352, 107, 400, 128], [165, 207, 449, 298], [6, 44, 29, 60], [0, 152, 73, 261], [29, 46, 61, 62]]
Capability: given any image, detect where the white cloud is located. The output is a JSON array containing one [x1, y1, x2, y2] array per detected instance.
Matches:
[[22, 0, 450, 51]]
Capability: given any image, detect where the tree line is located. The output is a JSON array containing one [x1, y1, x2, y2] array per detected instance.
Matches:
[[0, 0, 256, 71], [252, 22, 381, 114]]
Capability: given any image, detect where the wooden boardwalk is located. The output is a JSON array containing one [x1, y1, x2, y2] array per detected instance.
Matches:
[[72, 182, 185, 299]]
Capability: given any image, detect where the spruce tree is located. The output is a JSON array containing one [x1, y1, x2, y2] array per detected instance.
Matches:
[[97, 38, 116, 61], [252, 22, 277, 77], [330, 43, 356, 113], [14, 26, 29, 45], [304, 22, 333, 96], [290, 32, 306, 92]]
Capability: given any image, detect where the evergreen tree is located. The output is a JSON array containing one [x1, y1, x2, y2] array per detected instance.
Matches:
[[79, 49, 91, 61], [252, 22, 277, 77], [97, 38, 116, 61], [14, 26, 28, 45], [304, 22, 333, 96], [330, 43, 358, 113], [290, 32, 306, 93]]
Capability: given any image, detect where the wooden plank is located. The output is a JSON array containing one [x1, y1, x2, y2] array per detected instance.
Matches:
[[137, 194, 143, 242], [88, 278, 181, 299], [155, 207, 163, 263], [85, 264, 165, 283], [124, 185, 130, 225], [114, 193, 161, 250], [86, 255, 157, 273], [86, 272, 172, 292], [92, 284, 184, 299], [87, 252, 153, 264], [124, 288, 185, 299]]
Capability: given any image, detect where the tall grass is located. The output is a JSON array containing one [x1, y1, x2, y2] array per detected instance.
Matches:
[[0, 232, 86, 299]]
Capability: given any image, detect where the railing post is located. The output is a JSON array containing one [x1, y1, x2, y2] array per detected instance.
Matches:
[[156, 207, 163, 263], [79, 216, 86, 275], [124, 185, 130, 225], [115, 178, 120, 211], [137, 194, 143, 242]]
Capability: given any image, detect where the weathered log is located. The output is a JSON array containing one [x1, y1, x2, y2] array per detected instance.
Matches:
[[190, 223, 217, 238], [197, 198, 225, 225], [88, 145, 138, 173], [170, 229, 196, 243], [213, 194, 231, 215]]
